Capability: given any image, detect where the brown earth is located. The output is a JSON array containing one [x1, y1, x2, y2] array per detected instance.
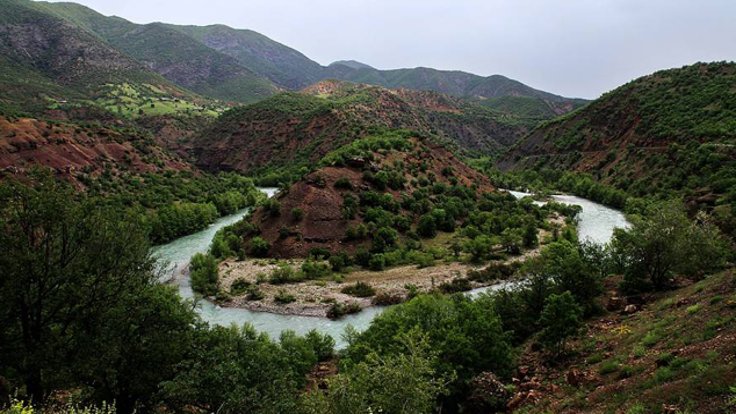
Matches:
[[0, 116, 190, 185]]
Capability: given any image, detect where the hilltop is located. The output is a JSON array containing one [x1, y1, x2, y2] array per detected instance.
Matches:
[[242, 131, 497, 258], [192, 80, 539, 183]]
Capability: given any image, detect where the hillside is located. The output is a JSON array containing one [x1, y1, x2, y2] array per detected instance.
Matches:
[[0, 0, 220, 119], [512, 269, 736, 414], [0, 115, 190, 185], [324, 65, 587, 113], [0, 0, 583, 118], [170, 24, 324, 90], [33, 1, 278, 103], [192, 80, 537, 182], [241, 132, 497, 258], [499, 62, 736, 236]]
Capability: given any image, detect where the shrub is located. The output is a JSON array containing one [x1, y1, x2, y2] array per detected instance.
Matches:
[[371, 292, 405, 306], [263, 198, 281, 217], [598, 360, 620, 375], [246, 285, 265, 301], [341, 282, 376, 297], [334, 177, 353, 190], [438, 278, 472, 293], [249, 236, 270, 257], [190, 253, 219, 296], [269, 263, 303, 284], [230, 278, 251, 295], [274, 290, 296, 304], [291, 207, 304, 221], [326, 302, 362, 319], [368, 254, 386, 271], [537, 291, 584, 355], [417, 214, 437, 238], [301, 260, 331, 279], [329, 252, 350, 272]]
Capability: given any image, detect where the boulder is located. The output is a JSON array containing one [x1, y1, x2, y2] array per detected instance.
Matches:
[[623, 304, 639, 314]]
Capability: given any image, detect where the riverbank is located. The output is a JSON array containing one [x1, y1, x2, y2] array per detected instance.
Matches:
[[213, 215, 562, 317]]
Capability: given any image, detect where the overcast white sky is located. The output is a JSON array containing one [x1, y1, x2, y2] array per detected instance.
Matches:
[[46, 0, 736, 99]]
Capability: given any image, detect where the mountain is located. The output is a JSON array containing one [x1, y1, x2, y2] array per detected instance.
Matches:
[[33, 1, 278, 103], [239, 130, 497, 258], [329, 60, 375, 70], [1, 0, 583, 117], [323, 65, 587, 113], [191, 80, 538, 182], [0, 0, 223, 120], [499, 62, 736, 236], [169, 24, 324, 90]]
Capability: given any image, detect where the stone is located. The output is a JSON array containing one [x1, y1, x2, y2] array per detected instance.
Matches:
[[623, 304, 639, 314]]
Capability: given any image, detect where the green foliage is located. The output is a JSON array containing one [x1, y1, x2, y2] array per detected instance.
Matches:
[[301, 260, 331, 279], [611, 201, 729, 293], [249, 236, 271, 257], [190, 253, 219, 296], [269, 263, 303, 284], [341, 282, 377, 298], [326, 302, 362, 319], [537, 291, 584, 355], [0, 173, 197, 411], [343, 294, 514, 407], [301, 333, 452, 414], [274, 290, 296, 304], [161, 324, 317, 414]]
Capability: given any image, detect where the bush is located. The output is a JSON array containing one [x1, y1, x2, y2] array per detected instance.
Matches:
[[249, 236, 271, 257], [368, 254, 386, 271], [274, 290, 296, 304], [269, 263, 304, 284], [326, 302, 362, 319], [246, 285, 265, 301], [190, 253, 219, 296], [371, 292, 405, 306], [438, 278, 472, 293], [263, 198, 281, 217], [341, 282, 376, 297], [417, 214, 437, 238], [334, 177, 354, 190], [537, 291, 584, 355], [229, 278, 251, 295], [291, 207, 304, 221], [302, 260, 331, 279]]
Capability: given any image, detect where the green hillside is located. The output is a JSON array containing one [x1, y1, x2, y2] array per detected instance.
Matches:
[[34, 1, 278, 103], [499, 62, 736, 237]]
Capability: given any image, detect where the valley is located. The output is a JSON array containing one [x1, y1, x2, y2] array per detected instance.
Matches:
[[0, 1, 734, 413]]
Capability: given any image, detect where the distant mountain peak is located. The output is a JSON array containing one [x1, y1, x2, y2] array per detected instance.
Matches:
[[329, 60, 375, 70]]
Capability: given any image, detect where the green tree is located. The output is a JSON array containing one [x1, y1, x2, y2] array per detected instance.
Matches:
[[302, 333, 452, 414], [190, 253, 219, 296], [537, 291, 583, 356], [0, 173, 196, 411], [611, 201, 728, 292]]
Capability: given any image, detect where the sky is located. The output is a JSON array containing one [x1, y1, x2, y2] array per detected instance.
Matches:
[[46, 0, 736, 99]]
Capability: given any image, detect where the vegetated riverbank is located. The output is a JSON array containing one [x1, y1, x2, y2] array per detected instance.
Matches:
[[211, 212, 567, 317]]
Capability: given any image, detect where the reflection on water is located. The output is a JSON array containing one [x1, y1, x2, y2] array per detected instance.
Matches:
[[153, 187, 629, 348]]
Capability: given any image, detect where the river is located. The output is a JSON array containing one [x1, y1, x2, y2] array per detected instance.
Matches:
[[152, 188, 629, 347]]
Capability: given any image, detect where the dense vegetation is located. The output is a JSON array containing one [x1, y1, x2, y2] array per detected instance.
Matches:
[[0, 174, 332, 413], [234, 131, 580, 274]]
